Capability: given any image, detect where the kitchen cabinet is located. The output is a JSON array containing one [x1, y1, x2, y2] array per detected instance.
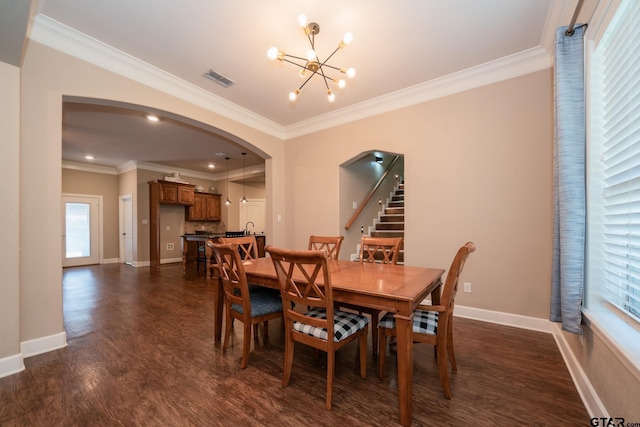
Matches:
[[156, 180, 195, 205], [148, 180, 196, 269], [186, 192, 221, 221]]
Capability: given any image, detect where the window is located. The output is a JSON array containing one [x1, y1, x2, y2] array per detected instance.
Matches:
[[588, 0, 640, 325]]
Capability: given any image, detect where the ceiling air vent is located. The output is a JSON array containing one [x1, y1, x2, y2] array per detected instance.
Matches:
[[203, 69, 236, 88]]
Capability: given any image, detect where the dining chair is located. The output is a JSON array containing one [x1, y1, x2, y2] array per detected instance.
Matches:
[[208, 235, 258, 278], [210, 242, 284, 369], [359, 236, 403, 264], [308, 235, 344, 260], [339, 236, 404, 356], [378, 241, 476, 399], [266, 245, 369, 410], [220, 235, 258, 260], [194, 230, 209, 272]]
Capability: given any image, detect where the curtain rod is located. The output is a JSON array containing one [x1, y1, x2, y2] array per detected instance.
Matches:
[[565, 0, 585, 36]]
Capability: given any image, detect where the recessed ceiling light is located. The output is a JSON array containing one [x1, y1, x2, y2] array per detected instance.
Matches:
[[146, 114, 159, 122], [85, 155, 94, 160], [208, 164, 215, 169]]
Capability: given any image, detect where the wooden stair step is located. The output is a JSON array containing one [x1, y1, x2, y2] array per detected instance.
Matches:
[[371, 230, 404, 238], [376, 223, 404, 230], [380, 215, 404, 222], [385, 207, 404, 214]]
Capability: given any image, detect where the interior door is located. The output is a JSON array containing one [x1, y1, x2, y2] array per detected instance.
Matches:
[[62, 195, 100, 267], [123, 195, 133, 264], [239, 199, 266, 235]]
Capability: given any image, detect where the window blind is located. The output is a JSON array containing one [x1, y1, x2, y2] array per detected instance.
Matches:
[[600, 0, 640, 322]]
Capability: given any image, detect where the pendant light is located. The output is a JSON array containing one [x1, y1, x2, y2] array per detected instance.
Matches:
[[224, 157, 231, 205], [241, 152, 248, 203]]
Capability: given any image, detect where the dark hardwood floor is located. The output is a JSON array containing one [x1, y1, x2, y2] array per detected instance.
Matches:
[[0, 263, 589, 426]]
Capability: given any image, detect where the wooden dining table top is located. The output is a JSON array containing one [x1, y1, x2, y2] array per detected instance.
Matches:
[[241, 256, 445, 314]]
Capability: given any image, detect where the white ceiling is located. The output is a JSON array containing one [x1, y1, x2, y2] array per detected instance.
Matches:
[[4, 0, 593, 176]]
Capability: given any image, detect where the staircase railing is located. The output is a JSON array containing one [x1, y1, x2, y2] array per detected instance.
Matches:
[[345, 155, 400, 230]]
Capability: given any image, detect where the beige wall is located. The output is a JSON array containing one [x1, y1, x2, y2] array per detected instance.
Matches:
[[62, 168, 120, 260], [288, 70, 554, 319], [0, 61, 21, 360], [564, 325, 640, 420], [118, 169, 137, 260], [19, 41, 285, 343]]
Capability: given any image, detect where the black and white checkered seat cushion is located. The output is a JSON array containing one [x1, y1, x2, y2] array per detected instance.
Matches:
[[293, 308, 370, 342], [378, 309, 439, 335], [231, 289, 283, 318]]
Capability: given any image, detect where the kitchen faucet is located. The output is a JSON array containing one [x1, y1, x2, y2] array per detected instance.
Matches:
[[244, 221, 255, 235]]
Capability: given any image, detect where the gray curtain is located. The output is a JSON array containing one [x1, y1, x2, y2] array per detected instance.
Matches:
[[550, 25, 586, 334]]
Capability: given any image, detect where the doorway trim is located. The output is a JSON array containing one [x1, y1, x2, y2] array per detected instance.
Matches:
[[62, 193, 104, 266], [119, 194, 134, 264]]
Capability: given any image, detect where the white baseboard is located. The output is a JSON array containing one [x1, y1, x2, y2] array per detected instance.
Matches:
[[455, 305, 604, 419], [551, 323, 609, 419], [102, 258, 120, 264], [0, 353, 25, 379], [128, 258, 181, 267], [20, 332, 67, 358], [454, 305, 554, 333]]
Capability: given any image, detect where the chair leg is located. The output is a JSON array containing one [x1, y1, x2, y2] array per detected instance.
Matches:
[[241, 321, 251, 369], [282, 335, 294, 388], [371, 311, 379, 357], [436, 340, 452, 399], [359, 326, 368, 379], [378, 328, 388, 380], [447, 319, 457, 371], [325, 350, 335, 410], [223, 311, 233, 353]]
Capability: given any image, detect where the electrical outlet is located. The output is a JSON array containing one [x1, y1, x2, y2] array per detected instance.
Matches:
[[463, 282, 471, 293], [166, 243, 174, 251]]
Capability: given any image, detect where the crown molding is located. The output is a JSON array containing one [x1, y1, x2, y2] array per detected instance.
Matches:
[[61, 159, 264, 181], [29, 15, 285, 140], [62, 160, 118, 175], [283, 46, 552, 138], [134, 161, 219, 180], [31, 13, 553, 142]]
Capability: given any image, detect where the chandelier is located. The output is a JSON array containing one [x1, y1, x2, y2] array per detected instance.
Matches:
[[267, 14, 356, 103]]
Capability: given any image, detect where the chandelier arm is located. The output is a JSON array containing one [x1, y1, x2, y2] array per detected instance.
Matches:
[[281, 53, 309, 63], [318, 63, 342, 73], [317, 65, 331, 91], [281, 58, 310, 70], [297, 68, 320, 92], [306, 31, 315, 51], [317, 46, 342, 70]]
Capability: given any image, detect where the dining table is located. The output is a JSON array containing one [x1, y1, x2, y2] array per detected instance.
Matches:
[[210, 256, 445, 427]]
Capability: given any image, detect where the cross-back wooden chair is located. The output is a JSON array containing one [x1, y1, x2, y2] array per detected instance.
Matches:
[[308, 235, 344, 260], [209, 235, 258, 278], [359, 236, 403, 264], [266, 246, 369, 410], [339, 236, 404, 356], [378, 242, 476, 399], [220, 235, 258, 260], [210, 242, 283, 369]]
